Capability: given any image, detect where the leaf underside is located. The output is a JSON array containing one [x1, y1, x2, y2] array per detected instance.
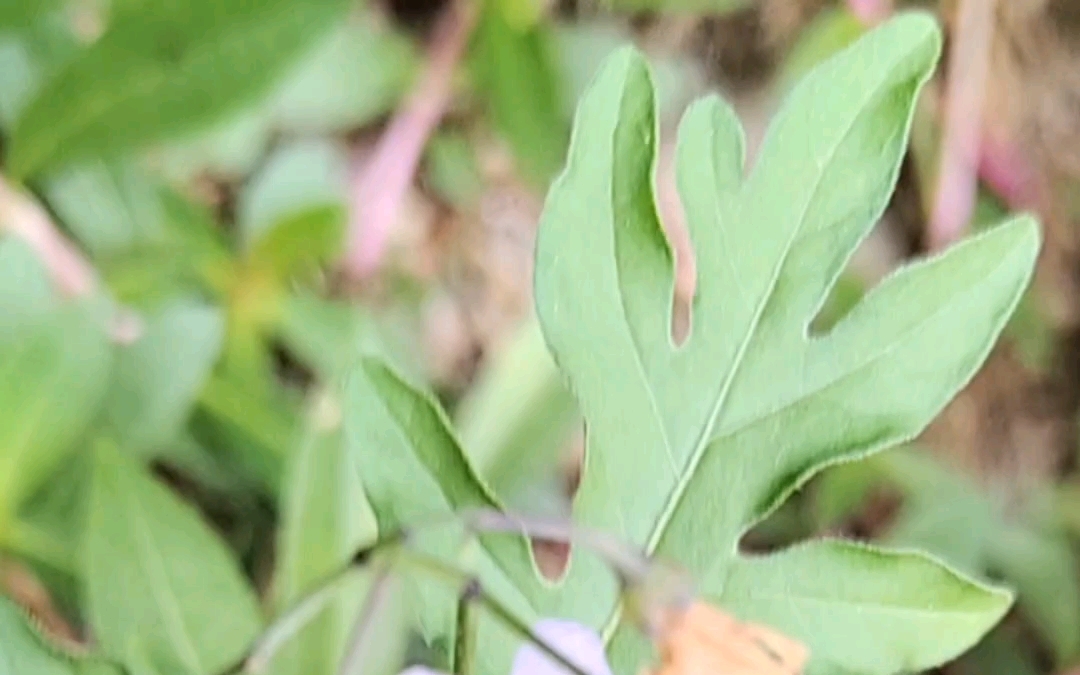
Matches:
[[345, 11, 1036, 675]]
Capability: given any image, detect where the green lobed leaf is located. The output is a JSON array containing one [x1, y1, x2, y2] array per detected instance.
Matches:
[[533, 15, 1030, 673], [6, 0, 350, 178], [721, 541, 1010, 675], [0, 302, 113, 517], [102, 300, 225, 454], [271, 390, 378, 675], [348, 13, 1036, 675], [84, 440, 263, 675]]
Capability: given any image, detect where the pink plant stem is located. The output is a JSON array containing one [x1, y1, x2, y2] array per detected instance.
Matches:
[[978, 131, 1044, 214], [846, 0, 893, 25], [0, 175, 142, 344], [344, 0, 478, 280], [928, 0, 998, 251], [0, 176, 97, 299]]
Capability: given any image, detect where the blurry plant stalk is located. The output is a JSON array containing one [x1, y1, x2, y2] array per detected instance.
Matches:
[[928, 0, 998, 250], [344, 0, 478, 280]]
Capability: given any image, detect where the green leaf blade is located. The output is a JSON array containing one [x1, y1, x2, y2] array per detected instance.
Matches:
[[533, 10, 1029, 673], [84, 441, 262, 675], [272, 392, 377, 675], [716, 540, 1013, 675], [0, 303, 113, 514], [104, 301, 224, 453]]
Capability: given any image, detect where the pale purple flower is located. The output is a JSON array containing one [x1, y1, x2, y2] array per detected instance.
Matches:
[[400, 619, 612, 675]]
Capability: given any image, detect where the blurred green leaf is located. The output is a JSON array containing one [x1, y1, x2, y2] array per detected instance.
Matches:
[[268, 18, 417, 134], [0, 595, 75, 675], [271, 390, 377, 675], [248, 206, 345, 281], [278, 294, 368, 378], [42, 161, 167, 257], [153, 108, 273, 182], [7, 0, 351, 178], [103, 301, 225, 453], [343, 357, 539, 675], [821, 447, 1080, 666], [553, 21, 702, 124], [14, 451, 92, 578], [0, 36, 40, 129], [454, 316, 578, 515], [154, 19, 417, 182], [966, 629, 1041, 675], [0, 15, 78, 130], [424, 132, 484, 211], [987, 525, 1080, 665], [881, 451, 994, 574], [238, 138, 349, 251], [472, 3, 567, 183], [100, 186, 239, 305], [780, 7, 866, 91], [0, 302, 113, 516], [0, 237, 58, 334], [0, 0, 64, 31], [196, 370, 296, 493], [84, 440, 262, 675]]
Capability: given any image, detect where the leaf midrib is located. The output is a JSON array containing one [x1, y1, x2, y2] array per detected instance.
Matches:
[[125, 475, 206, 674], [601, 50, 923, 640], [642, 71, 902, 556], [0, 331, 74, 503]]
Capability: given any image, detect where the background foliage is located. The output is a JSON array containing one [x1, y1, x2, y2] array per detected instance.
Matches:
[[1, 1, 1080, 675]]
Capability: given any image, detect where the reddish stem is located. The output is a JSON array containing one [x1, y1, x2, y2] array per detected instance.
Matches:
[[928, 0, 998, 250], [0, 176, 97, 298], [846, 0, 893, 25], [977, 131, 1044, 214], [0, 176, 142, 344], [343, 0, 478, 280]]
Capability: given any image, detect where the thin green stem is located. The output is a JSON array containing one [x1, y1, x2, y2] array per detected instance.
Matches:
[[398, 551, 594, 675], [215, 509, 630, 675], [451, 582, 479, 675]]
